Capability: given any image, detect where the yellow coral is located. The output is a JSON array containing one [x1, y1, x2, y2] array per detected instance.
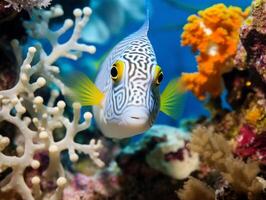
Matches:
[[245, 105, 263, 125], [181, 4, 249, 100]]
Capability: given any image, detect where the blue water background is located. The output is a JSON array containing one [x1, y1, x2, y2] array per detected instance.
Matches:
[[148, 0, 251, 126], [79, 0, 251, 127], [25, 0, 251, 135]]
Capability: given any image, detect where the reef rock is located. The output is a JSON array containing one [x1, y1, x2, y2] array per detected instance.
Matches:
[[235, 0, 266, 80], [119, 125, 199, 180]]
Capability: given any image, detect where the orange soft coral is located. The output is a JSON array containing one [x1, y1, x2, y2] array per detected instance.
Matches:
[[181, 4, 249, 100]]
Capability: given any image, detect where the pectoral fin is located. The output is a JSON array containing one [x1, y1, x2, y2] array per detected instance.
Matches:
[[160, 78, 185, 119], [70, 72, 105, 106]]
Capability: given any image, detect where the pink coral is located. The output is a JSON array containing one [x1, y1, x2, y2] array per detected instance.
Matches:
[[63, 173, 120, 200], [235, 125, 266, 163]]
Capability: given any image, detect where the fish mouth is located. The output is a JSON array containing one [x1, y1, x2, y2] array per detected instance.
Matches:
[[130, 116, 140, 120], [128, 116, 147, 123], [123, 107, 150, 126], [127, 116, 148, 124], [101, 107, 151, 138]]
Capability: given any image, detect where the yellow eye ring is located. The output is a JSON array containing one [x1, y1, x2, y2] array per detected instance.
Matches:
[[154, 65, 163, 86], [111, 60, 124, 82], [156, 71, 164, 85]]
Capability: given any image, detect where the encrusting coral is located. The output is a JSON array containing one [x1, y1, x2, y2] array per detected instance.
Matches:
[[63, 165, 121, 200], [234, 0, 266, 81], [0, 5, 104, 200], [121, 125, 199, 180], [235, 125, 266, 164], [181, 4, 249, 100]]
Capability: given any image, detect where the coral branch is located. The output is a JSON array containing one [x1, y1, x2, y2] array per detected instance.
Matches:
[[23, 5, 96, 95], [0, 5, 104, 200]]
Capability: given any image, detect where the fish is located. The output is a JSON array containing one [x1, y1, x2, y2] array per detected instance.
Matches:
[[71, 16, 184, 139]]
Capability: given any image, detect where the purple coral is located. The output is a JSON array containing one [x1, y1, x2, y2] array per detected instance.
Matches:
[[164, 141, 191, 161]]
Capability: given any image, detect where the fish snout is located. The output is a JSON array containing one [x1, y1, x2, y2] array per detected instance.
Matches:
[[98, 106, 152, 139], [123, 107, 150, 126]]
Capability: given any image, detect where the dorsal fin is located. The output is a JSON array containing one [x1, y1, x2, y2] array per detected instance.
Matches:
[[99, 3, 151, 65], [129, 1, 150, 38], [137, 17, 149, 36], [95, 1, 152, 90]]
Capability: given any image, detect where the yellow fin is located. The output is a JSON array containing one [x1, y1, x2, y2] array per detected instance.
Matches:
[[70, 72, 105, 106], [160, 78, 185, 119]]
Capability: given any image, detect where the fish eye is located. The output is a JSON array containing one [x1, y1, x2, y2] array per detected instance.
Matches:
[[154, 65, 163, 86], [111, 66, 118, 80], [111, 60, 124, 82], [156, 71, 163, 85]]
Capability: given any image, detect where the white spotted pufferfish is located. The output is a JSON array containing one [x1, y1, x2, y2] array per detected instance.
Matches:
[[71, 18, 184, 139]]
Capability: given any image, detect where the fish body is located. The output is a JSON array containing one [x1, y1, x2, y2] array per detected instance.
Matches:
[[93, 21, 160, 138], [71, 18, 184, 139]]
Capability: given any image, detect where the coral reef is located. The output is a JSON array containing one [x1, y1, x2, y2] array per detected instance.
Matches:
[[189, 126, 262, 198], [235, 125, 266, 163], [3, 0, 51, 12], [62, 124, 201, 200], [220, 0, 266, 165], [63, 164, 120, 200], [234, 0, 266, 80], [178, 177, 215, 200], [177, 2, 266, 198], [0, 5, 104, 200], [61, 126, 199, 200], [177, 126, 265, 200], [116, 147, 182, 200], [97, 125, 198, 200], [121, 125, 199, 180], [0, 40, 18, 90], [1, 0, 266, 200], [181, 4, 249, 99], [23, 4, 96, 95]]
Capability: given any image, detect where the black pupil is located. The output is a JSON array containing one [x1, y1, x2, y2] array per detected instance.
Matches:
[[111, 67, 118, 78], [158, 72, 163, 83]]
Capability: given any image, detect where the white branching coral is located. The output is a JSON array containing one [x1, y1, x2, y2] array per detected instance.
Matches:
[[4, 0, 51, 11], [23, 4, 96, 95], [0, 5, 104, 200]]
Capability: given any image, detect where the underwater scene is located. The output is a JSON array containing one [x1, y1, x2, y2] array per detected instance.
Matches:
[[0, 0, 265, 199]]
